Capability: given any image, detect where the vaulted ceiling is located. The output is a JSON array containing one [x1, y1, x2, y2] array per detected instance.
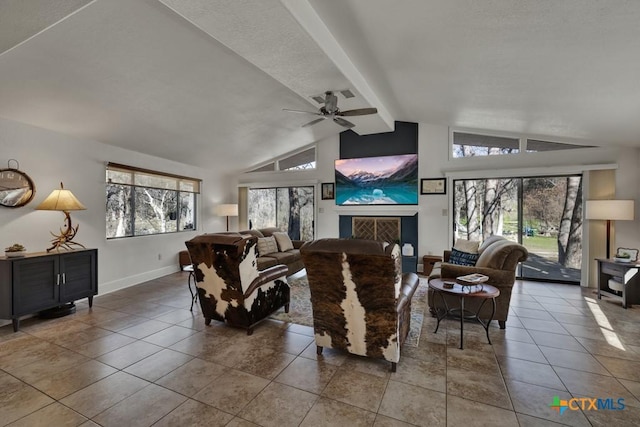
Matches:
[[1, 0, 639, 173]]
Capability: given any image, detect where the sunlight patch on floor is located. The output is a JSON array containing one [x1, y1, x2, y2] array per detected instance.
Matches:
[[585, 296, 625, 351]]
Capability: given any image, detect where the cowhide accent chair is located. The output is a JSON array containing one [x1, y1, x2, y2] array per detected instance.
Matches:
[[185, 233, 290, 335], [300, 238, 420, 372]]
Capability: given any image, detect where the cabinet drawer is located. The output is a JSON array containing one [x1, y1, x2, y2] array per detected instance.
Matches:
[[602, 263, 626, 276]]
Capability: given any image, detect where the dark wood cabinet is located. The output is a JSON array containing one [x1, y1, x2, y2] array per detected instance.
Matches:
[[0, 249, 97, 331]]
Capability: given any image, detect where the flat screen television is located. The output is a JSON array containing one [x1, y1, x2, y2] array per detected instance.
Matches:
[[335, 154, 418, 205]]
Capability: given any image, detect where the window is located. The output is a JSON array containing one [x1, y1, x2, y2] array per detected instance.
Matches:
[[525, 139, 594, 152], [106, 163, 200, 239], [245, 146, 316, 173], [248, 186, 314, 240], [452, 132, 520, 158]]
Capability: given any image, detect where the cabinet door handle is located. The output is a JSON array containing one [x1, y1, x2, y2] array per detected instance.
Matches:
[[62, 273, 66, 284], [56, 274, 60, 286]]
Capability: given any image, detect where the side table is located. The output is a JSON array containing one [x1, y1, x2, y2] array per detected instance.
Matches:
[[422, 255, 442, 276], [428, 278, 500, 349]]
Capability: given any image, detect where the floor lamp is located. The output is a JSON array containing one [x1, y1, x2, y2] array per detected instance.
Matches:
[[585, 200, 635, 259], [215, 204, 238, 231]]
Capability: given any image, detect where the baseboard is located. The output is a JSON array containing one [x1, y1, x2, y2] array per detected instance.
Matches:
[[99, 265, 180, 295]]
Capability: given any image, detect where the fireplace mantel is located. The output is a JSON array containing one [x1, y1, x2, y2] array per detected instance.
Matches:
[[334, 206, 419, 216]]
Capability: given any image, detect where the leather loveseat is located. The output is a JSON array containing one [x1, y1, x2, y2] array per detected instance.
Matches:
[[239, 227, 305, 276], [428, 235, 528, 329]]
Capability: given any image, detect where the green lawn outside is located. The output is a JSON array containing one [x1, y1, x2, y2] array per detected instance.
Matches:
[[522, 235, 557, 254]]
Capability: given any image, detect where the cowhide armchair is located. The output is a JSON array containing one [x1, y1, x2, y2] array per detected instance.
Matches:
[[185, 233, 289, 334], [300, 238, 420, 372]]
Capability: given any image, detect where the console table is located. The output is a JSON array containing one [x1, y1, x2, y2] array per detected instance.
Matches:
[[596, 258, 640, 309], [0, 249, 98, 331]]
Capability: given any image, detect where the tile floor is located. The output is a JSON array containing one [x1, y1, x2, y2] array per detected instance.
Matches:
[[2, 273, 640, 426]]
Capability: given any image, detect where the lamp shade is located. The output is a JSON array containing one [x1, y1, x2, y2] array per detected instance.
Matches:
[[36, 183, 86, 211], [585, 200, 634, 221], [215, 204, 238, 217]]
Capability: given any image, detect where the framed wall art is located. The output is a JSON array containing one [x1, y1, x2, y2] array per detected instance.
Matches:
[[420, 178, 446, 195], [321, 182, 335, 200]]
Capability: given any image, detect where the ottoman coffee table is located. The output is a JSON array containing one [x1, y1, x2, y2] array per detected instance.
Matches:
[[429, 278, 500, 349]]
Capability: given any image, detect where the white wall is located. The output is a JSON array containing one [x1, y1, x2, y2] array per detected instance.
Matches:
[[0, 117, 230, 295]]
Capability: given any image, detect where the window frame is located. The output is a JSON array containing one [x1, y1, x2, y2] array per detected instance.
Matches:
[[106, 163, 201, 239]]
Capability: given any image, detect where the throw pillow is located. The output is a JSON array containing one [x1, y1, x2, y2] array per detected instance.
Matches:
[[453, 239, 480, 254], [256, 236, 278, 256], [272, 232, 294, 252], [449, 248, 479, 266]]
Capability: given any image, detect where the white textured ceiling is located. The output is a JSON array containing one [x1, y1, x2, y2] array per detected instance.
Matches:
[[1, 0, 639, 173]]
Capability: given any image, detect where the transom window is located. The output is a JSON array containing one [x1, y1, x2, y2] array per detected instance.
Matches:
[[106, 163, 200, 239]]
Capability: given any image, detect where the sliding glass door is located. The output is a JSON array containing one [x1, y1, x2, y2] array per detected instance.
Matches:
[[453, 175, 582, 284]]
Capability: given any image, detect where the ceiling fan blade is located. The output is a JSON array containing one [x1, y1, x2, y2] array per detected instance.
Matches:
[[338, 107, 378, 117], [333, 117, 355, 128], [283, 108, 322, 116], [302, 117, 327, 128]]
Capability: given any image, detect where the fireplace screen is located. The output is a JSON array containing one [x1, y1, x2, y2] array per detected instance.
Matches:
[[352, 217, 401, 243]]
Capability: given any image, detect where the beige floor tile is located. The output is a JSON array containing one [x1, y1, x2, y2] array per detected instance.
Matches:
[[240, 382, 318, 427], [123, 348, 193, 381], [232, 346, 296, 380], [0, 373, 54, 425], [528, 330, 587, 352], [193, 369, 270, 415], [285, 323, 314, 337], [118, 319, 172, 339], [619, 378, 640, 400], [261, 330, 315, 356], [391, 355, 446, 393], [141, 325, 197, 347], [540, 345, 610, 375], [72, 333, 136, 358], [168, 331, 231, 357], [273, 356, 338, 394], [153, 308, 198, 325], [554, 366, 640, 408], [399, 340, 447, 365], [493, 340, 548, 363], [340, 355, 393, 378], [225, 418, 260, 427], [299, 344, 348, 366], [32, 359, 117, 400], [153, 399, 234, 427], [96, 340, 163, 369], [372, 414, 416, 426], [446, 395, 519, 426], [378, 380, 446, 427], [60, 371, 149, 418], [506, 380, 590, 426], [446, 366, 512, 410], [300, 396, 376, 427], [321, 368, 388, 412], [6, 347, 88, 384], [51, 326, 113, 349], [497, 356, 565, 391], [490, 325, 534, 344], [0, 339, 68, 371], [156, 358, 226, 396], [92, 383, 186, 427], [7, 402, 88, 427], [446, 347, 501, 374], [582, 403, 640, 427], [575, 336, 640, 361], [516, 412, 571, 426], [512, 306, 556, 321], [519, 317, 569, 334], [98, 314, 148, 332]]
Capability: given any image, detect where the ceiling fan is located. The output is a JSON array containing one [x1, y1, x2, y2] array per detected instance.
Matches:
[[283, 91, 378, 129]]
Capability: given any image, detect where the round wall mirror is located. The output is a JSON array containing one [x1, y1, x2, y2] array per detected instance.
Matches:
[[0, 161, 36, 207]]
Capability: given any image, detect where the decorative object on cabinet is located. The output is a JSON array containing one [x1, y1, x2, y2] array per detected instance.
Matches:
[[614, 247, 638, 263], [35, 182, 87, 252], [420, 178, 446, 195], [214, 203, 238, 231], [321, 182, 335, 200], [585, 200, 635, 258], [0, 249, 98, 331], [0, 159, 35, 208], [4, 243, 26, 258]]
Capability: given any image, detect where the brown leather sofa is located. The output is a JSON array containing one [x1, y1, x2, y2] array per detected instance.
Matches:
[[185, 233, 290, 334], [301, 238, 420, 372], [239, 227, 305, 276], [428, 235, 528, 329]]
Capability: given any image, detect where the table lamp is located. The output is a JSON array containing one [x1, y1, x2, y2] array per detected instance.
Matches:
[[585, 199, 634, 258], [36, 182, 87, 252]]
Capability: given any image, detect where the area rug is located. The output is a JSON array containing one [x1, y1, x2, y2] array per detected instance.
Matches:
[[270, 275, 429, 347]]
